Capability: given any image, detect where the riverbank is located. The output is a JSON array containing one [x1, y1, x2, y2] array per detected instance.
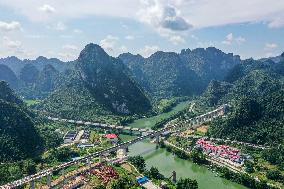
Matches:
[[128, 140, 248, 189], [161, 140, 279, 189], [127, 101, 191, 129]]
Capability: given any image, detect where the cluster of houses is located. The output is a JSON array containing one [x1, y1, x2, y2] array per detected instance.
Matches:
[[196, 138, 244, 165], [64, 129, 119, 150]]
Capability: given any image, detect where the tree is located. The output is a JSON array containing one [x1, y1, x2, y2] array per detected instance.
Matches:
[[93, 184, 106, 189], [244, 160, 255, 173], [146, 167, 164, 180], [190, 149, 207, 164], [128, 156, 146, 172], [176, 178, 198, 189], [266, 170, 282, 181], [22, 159, 36, 175], [110, 175, 133, 189]]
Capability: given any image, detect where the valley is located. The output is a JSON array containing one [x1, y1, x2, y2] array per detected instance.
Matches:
[[0, 44, 283, 189]]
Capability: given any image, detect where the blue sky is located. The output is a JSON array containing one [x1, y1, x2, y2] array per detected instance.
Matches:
[[0, 0, 283, 61]]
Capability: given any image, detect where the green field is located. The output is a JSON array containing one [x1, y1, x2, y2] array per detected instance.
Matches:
[[24, 99, 41, 106], [127, 100, 190, 129], [119, 134, 137, 142]]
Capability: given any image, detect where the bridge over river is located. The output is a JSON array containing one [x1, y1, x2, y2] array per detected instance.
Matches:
[[0, 105, 228, 189]]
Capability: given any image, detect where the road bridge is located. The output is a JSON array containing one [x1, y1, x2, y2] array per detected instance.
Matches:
[[0, 104, 228, 189], [47, 117, 153, 135]]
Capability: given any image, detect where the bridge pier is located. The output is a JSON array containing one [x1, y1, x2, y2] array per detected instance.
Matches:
[[155, 135, 160, 143], [172, 171, 177, 183], [87, 157, 91, 170], [47, 173, 52, 188], [30, 180, 35, 189], [99, 155, 103, 163]]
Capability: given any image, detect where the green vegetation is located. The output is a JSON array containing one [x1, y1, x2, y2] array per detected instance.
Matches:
[[262, 145, 284, 170], [19, 63, 39, 84], [128, 100, 190, 128], [200, 59, 284, 145], [37, 44, 152, 122], [0, 82, 43, 162], [176, 178, 198, 189], [0, 64, 19, 88], [128, 156, 146, 172], [212, 166, 278, 189], [24, 99, 41, 106], [119, 51, 202, 100], [0, 82, 65, 184]]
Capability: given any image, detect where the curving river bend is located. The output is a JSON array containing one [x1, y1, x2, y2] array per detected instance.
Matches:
[[127, 140, 247, 189]]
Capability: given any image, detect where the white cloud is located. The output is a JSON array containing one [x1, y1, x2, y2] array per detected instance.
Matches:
[[0, 21, 21, 32], [268, 18, 284, 28], [263, 43, 278, 58], [138, 0, 192, 31], [38, 4, 56, 14], [73, 29, 83, 34], [169, 35, 185, 45], [59, 35, 72, 38], [63, 44, 78, 50], [125, 35, 135, 40], [139, 45, 159, 57], [197, 41, 216, 48], [25, 34, 46, 39], [191, 34, 198, 40], [222, 33, 245, 45], [1, 0, 284, 29], [235, 36, 246, 44], [265, 43, 278, 49], [100, 35, 119, 52], [49, 22, 66, 31], [3, 36, 22, 49], [119, 45, 128, 53], [58, 52, 77, 61]]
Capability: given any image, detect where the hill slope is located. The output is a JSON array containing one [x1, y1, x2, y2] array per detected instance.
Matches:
[[0, 81, 43, 162], [119, 51, 203, 99], [38, 44, 152, 121], [179, 47, 241, 83], [119, 47, 240, 100], [0, 65, 19, 88], [204, 59, 284, 145]]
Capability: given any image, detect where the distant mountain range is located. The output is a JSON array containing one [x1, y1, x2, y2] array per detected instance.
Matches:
[[0, 44, 283, 121], [0, 56, 73, 75], [119, 47, 241, 100]]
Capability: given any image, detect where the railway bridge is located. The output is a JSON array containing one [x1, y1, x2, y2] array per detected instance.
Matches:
[[0, 104, 228, 189]]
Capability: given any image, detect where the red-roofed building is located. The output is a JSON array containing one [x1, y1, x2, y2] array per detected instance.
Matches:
[[105, 134, 118, 144]]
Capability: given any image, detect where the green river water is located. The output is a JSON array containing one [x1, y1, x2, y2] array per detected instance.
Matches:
[[127, 140, 247, 189], [123, 101, 247, 189], [127, 101, 190, 128]]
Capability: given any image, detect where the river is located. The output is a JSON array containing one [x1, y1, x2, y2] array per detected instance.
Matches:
[[127, 101, 190, 128], [127, 140, 247, 189]]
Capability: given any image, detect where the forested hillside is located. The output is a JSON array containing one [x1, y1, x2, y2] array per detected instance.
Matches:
[[37, 44, 152, 121], [0, 81, 43, 162], [203, 58, 284, 145], [16, 64, 60, 99], [180, 47, 241, 83], [119, 47, 240, 100], [0, 65, 19, 89]]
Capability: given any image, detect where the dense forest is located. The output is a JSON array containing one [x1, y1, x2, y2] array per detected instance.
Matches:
[[0, 81, 43, 162], [204, 58, 284, 145], [119, 47, 240, 100], [36, 44, 152, 121]]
